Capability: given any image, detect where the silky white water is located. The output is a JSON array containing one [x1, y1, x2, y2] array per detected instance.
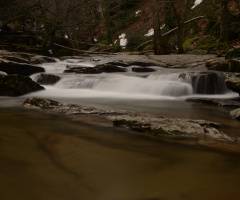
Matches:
[[30, 59, 238, 101]]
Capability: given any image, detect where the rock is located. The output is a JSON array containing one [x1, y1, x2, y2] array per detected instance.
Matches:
[[225, 47, 240, 59], [64, 64, 126, 74], [230, 108, 240, 120], [0, 58, 45, 76], [22, 97, 236, 143], [186, 97, 240, 108], [35, 74, 61, 85], [107, 61, 130, 67], [132, 67, 156, 72], [30, 55, 56, 64], [225, 74, 240, 95], [229, 59, 240, 73], [206, 57, 240, 73], [23, 97, 62, 109], [110, 115, 232, 142], [128, 61, 157, 67], [206, 58, 226, 68], [1, 56, 29, 64], [0, 74, 45, 96]]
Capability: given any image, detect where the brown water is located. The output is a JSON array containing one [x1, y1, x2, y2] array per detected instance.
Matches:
[[1, 108, 240, 200]]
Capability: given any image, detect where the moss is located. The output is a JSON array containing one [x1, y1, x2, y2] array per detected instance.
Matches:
[[183, 37, 199, 52]]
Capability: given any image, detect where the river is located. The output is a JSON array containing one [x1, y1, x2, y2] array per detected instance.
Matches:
[[0, 56, 240, 200]]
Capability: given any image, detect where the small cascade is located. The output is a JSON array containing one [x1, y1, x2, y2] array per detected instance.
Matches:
[[147, 73, 193, 84], [192, 72, 228, 94], [91, 75, 193, 97], [54, 76, 100, 89]]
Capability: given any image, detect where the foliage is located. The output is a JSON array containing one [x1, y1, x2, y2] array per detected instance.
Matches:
[[126, 32, 147, 51]]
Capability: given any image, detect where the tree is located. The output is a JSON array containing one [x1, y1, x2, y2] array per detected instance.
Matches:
[[152, 0, 164, 55], [220, 0, 229, 44], [169, 0, 191, 54]]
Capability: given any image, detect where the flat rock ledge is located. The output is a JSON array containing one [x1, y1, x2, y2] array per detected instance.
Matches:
[[23, 97, 240, 150]]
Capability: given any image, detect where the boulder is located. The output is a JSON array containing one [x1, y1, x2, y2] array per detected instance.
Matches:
[[23, 97, 62, 109], [110, 115, 233, 142], [229, 59, 240, 73], [0, 74, 45, 96], [1, 56, 29, 64], [64, 64, 126, 74], [35, 74, 61, 85], [132, 67, 156, 72], [186, 97, 240, 108], [230, 108, 240, 120], [206, 58, 228, 71], [225, 47, 240, 59], [225, 74, 240, 95], [0, 59, 45, 76], [30, 55, 56, 64]]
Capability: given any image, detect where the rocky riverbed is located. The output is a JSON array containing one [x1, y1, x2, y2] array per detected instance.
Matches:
[[22, 97, 240, 153]]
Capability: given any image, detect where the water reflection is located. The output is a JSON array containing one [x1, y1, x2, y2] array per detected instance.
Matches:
[[0, 108, 240, 200]]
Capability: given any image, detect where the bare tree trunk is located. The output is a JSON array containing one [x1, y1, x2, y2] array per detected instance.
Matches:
[[152, 0, 163, 55], [170, 0, 191, 54], [220, 0, 229, 44]]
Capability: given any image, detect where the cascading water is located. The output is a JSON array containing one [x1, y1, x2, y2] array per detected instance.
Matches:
[[30, 59, 238, 101], [192, 72, 228, 94]]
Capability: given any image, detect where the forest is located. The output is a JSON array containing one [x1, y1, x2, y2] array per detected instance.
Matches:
[[0, 0, 239, 56]]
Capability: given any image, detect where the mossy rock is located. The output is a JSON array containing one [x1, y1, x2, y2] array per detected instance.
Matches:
[[0, 74, 45, 96], [226, 47, 240, 59]]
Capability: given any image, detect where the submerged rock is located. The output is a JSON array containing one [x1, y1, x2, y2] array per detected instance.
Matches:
[[64, 64, 126, 74], [230, 108, 240, 120], [35, 74, 61, 85], [0, 58, 45, 76], [30, 55, 56, 64], [0, 74, 45, 96], [132, 67, 156, 72]]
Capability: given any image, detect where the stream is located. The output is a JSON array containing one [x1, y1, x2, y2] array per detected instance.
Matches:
[[0, 57, 240, 200]]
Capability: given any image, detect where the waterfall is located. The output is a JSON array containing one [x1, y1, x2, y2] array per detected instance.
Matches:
[[192, 73, 228, 94]]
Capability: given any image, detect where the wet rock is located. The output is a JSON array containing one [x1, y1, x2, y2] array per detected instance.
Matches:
[[229, 59, 240, 73], [30, 55, 56, 64], [0, 74, 45, 96], [128, 61, 157, 67], [0, 58, 45, 76], [110, 115, 232, 141], [1, 56, 29, 64], [22, 97, 236, 143], [225, 74, 240, 95], [23, 97, 62, 109], [64, 64, 126, 74], [186, 97, 240, 108], [107, 61, 130, 67], [132, 67, 156, 72], [230, 108, 240, 120], [35, 74, 61, 85]]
